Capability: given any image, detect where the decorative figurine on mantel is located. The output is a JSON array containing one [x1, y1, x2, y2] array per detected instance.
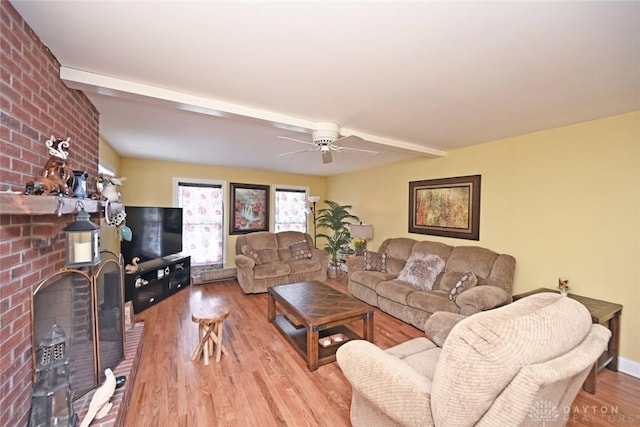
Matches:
[[25, 136, 74, 196], [95, 174, 126, 202]]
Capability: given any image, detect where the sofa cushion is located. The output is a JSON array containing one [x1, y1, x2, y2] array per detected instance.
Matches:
[[411, 241, 454, 262], [288, 240, 313, 260], [397, 253, 445, 290], [256, 248, 279, 264], [376, 279, 416, 305], [241, 245, 262, 265], [438, 270, 478, 293], [350, 270, 396, 291], [445, 246, 498, 280], [287, 259, 322, 275], [242, 231, 278, 250], [379, 238, 417, 262], [253, 262, 291, 279], [363, 250, 387, 272], [448, 272, 478, 301], [384, 256, 407, 276], [242, 232, 279, 264], [406, 290, 458, 314], [386, 337, 441, 380]]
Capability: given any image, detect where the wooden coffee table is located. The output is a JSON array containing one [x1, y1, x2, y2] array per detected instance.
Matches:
[[267, 281, 374, 371]]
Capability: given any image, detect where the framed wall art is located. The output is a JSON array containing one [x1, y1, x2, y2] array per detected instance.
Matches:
[[408, 175, 481, 240], [230, 183, 270, 234]]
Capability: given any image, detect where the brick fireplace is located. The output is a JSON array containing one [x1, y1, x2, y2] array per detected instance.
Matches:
[[0, 2, 101, 425]]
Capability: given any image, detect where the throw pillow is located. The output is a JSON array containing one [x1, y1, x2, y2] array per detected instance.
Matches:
[[289, 240, 313, 260], [397, 253, 445, 291], [448, 272, 478, 301], [363, 250, 387, 272], [241, 245, 262, 265]]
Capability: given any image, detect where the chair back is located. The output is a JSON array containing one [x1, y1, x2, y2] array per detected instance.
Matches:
[[431, 293, 611, 426]]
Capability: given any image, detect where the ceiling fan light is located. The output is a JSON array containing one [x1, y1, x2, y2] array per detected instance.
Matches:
[[322, 150, 333, 164]]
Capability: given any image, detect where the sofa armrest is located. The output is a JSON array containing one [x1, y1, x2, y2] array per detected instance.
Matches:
[[424, 312, 468, 347], [455, 286, 511, 315], [234, 254, 255, 269], [311, 248, 330, 264], [346, 255, 364, 272], [336, 340, 434, 426]]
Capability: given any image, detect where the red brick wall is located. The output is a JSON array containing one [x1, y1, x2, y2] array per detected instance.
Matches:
[[0, 2, 100, 425]]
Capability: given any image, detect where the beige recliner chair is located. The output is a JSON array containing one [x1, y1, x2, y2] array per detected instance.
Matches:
[[336, 293, 611, 427]]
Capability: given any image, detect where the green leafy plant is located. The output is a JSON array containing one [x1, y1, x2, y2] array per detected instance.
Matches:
[[315, 200, 360, 267]]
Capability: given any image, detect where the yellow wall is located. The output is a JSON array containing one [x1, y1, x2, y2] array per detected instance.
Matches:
[[117, 157, 327, 266], [99, 136, 121, 174], [98, 137, 123, 254], [328, 112, 640, 363]]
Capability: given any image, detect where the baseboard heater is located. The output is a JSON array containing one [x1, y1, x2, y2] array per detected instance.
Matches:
[[192, 266, 237, 284]]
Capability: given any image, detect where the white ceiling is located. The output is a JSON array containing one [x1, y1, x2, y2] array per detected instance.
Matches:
[[11, 1, 640, 176]]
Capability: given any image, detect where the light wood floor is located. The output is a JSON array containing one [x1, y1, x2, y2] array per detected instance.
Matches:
[[125, 279, 640, 426]]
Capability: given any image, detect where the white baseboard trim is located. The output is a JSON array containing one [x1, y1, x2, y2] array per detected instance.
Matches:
[[619, 357, 640, 378]]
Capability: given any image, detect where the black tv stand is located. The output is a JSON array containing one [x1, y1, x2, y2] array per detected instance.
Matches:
[[135, 258, 165, 271], [124, 255, 190, 314]]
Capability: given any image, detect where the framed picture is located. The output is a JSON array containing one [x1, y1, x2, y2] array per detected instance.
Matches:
[[230, 183, 270, 234], [408, 175, 481, 240]]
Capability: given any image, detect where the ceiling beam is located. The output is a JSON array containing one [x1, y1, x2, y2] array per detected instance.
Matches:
[[61, 67, 446, 158]]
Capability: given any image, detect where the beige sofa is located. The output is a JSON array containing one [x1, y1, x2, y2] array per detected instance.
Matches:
[[234, 231, 330, 294], [346, 237, 516, 330], [337, 292, 611, 426]]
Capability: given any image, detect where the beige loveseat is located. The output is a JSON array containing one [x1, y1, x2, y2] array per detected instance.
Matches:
[[234, 231, 330, 294], [346, 237, 516, 330], [337, 292, 611, 426]]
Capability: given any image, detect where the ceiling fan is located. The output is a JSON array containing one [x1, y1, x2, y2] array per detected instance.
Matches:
[[277, 122, 379, 164]]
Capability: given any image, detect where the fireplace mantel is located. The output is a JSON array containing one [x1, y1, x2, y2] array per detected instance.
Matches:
[[0, 193, 122, 216]]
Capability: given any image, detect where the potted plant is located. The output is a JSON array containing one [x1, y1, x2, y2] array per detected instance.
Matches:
[[352, 237, 366, 256], [315, 200, 360, 278]]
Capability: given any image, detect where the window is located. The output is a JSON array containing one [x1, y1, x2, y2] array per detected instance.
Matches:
[[174, 180, 225, 267], [274, 187, 308, 233], [98, 164, 115, 176]]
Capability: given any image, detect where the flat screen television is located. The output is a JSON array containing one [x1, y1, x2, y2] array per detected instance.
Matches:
[[121, 206, 183, 265]]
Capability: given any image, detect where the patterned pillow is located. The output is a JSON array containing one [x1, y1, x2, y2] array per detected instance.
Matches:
[[289, 240, 313, 260], [397, 253, 445, 291], [241, 245, 262, 265], [448, 272, 478, 301], [363, 250, 387, 272]]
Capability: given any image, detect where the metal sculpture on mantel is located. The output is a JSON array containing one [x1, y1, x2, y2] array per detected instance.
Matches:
[[24, 136, 74, 196]]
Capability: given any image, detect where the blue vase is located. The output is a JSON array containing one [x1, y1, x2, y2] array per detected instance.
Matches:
[[73, 171, 88, 198], [120, 226, 132, 241]]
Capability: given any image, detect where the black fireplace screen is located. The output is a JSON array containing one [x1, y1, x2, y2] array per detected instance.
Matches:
[[31, 252, 124, 399]]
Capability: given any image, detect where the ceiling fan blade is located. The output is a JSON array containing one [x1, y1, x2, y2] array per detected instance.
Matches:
[[278, 148, 315, 157], [333, 135, 363, 145], [335, 146, 379, 155], [322, 150, 333, 164], [277, 136, 316, 147]]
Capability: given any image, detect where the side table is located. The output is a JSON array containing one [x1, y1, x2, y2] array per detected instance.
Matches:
[[512, 288, 622, 394]]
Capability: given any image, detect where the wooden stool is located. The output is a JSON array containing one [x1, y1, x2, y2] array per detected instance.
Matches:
[[191, 306, 230, 365]]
